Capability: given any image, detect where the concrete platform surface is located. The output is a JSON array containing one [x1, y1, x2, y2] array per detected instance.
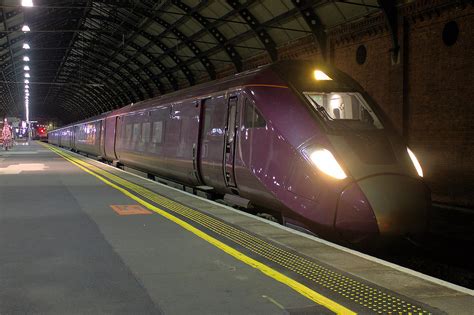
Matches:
[[0, 142, 473, 315]]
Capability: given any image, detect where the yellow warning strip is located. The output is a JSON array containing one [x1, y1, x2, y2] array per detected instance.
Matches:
[[44, 143, 356, 315]]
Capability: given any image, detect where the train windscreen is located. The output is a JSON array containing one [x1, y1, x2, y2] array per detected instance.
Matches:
[[304, 92, 383, 130]]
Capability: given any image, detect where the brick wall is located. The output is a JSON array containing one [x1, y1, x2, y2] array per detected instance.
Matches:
[[331, 3, 474, 207], [406, 4, 474, 206], [217, 2, 473, 207]]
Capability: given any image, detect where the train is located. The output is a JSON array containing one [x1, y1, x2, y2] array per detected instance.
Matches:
[[48, 60, 430, 248], [32, 124, 48, 141]]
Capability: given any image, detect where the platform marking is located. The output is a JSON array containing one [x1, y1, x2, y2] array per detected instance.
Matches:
[[110, 204, 152, 216], [45, 146, 474, 298], [0, 163, 48, 174], [45, 144, 441, 315], [44, 143, 355, 315]]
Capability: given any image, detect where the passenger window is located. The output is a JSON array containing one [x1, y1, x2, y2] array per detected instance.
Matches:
[[244, 98, 266, 128], [132, 123, 141, 142], [152, 121, 163, 144], [125, 124, 132, 142], [142, 122, 151, 143]]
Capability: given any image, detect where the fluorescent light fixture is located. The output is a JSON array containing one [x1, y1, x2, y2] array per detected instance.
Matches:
[[23, 43, 30, 49], [407, 148, 423, 177], [24, 65, 30, 71], [23, 56, 30, 61], [25, 84, 29, 88], [25, 73, 30, 78], [313, 70, 332, 81], [24, 79, 29, 83], [309, 148, 347, 180], [22, 25, 30, 32], [22, 0, 33, 7]]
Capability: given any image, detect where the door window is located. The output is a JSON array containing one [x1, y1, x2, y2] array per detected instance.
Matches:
[[244, 98, 266, 128]]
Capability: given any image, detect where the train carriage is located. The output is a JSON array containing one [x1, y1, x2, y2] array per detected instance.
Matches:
[[49, 61, 430, 248]]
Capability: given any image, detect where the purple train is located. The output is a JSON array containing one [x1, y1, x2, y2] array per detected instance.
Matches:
[[49, 61, 430, 248]]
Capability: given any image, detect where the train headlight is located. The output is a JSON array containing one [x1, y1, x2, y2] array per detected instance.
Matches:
[[407, 148, 423, 177], [309, 149, 347, 180], [313, 70, 332, 81]]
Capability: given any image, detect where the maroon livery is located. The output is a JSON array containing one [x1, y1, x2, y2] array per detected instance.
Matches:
[[49, 61, 430, 248]]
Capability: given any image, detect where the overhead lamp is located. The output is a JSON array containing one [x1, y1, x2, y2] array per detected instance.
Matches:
[[24, 65, 30, 71], [22, 25, 30, 32], [25, 73, 30, 78], [23, 56, 30, 61], [22, 0, 34, 7], [24, 79, 29, 83], [25, 84, 29, 88], [23, 43, 30, 49]]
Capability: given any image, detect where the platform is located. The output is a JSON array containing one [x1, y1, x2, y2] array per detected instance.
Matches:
[[0, 142, 473, 314]]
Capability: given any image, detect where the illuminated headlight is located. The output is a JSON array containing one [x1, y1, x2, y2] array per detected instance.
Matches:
[[309, 148, 347, 180], [407, 148, 423, 177]]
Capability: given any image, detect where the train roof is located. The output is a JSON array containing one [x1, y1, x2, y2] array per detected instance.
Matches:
[[51, 60, 360, 131]]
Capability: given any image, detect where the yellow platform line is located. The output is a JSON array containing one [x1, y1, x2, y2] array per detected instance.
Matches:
[[44, 143, 356, 315]]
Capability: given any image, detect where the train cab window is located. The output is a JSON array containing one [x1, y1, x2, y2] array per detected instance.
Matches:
[[243, 98, 266, 129], [152, 121, 163, 144], [304, 92, 383, 130]]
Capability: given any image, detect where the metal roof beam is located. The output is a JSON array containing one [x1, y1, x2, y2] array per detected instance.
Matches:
[[226, 0, 278, 62], [378, 0, 400, 62], [171, 0, 243, 72], [291, 0, 328, 60]]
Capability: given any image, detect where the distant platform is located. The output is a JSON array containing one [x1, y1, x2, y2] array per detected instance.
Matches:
[[0, 142, 472, 314]]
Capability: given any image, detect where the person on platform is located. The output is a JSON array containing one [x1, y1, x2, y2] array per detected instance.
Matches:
[[2, 119, 13, 150]]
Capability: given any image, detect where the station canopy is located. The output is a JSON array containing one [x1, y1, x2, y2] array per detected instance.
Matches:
[[0, 0, 382, 123]]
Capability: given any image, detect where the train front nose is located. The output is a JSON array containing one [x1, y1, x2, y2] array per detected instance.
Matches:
[[336, 175, 430, 245]]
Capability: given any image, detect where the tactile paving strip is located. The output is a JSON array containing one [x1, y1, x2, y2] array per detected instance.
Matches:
[[55, 148, 439, 315]]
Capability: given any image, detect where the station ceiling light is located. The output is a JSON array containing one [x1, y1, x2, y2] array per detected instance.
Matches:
[[23, 43, 30, 49], [24, 79, 29, 83], [22, 0, 34, 7], [25, 73, 30, 78], [24, 65, 30, 71], [23, 56, 30, 61], [22, 25, 31, 32], [25, 84, 29, 89]]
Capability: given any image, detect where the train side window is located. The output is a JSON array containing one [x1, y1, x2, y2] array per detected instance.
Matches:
[[244, 98, 266, 128], [125, 124, 132, 142], [132, 123, 141, 142], [142, 122, 151, 143], [152, 121, 163, 144]]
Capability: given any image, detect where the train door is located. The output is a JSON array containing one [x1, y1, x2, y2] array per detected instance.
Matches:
[[223, 95, 239, 188], [100, 120, 106, 157], [104, 116, 118, 160], [198, 95, 227, 190]]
